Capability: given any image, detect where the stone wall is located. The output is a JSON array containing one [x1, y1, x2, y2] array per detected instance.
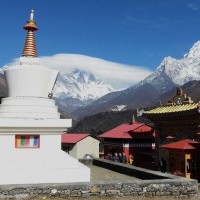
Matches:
[[0, 180, 197, 199]]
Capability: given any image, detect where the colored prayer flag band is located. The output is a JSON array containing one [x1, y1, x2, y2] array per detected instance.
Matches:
[[16, 135, 39, 148]]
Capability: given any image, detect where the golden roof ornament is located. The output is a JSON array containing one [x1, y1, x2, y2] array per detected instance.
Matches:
[[22, 10, 38, 57], [176, 87, 183, 96], [167, 87, 193, 106]]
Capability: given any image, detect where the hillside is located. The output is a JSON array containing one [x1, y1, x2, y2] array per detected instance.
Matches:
[[68, 109, 153, 135], [69, 80, 200, 135], [72, 82, 169, 119]]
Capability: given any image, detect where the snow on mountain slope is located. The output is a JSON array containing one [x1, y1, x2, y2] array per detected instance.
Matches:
[[184, 41, 200, 59], [141, 41, 200, 89], [110, 105, 127, 112], [53, 69, 114, 101]]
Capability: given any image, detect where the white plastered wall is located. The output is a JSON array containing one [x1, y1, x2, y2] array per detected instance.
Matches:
[[69, 143, 77, 158], [0, 132, 90, 185], [69, 136, 100, 159]]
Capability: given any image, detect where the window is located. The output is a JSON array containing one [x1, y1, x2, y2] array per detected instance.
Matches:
[[15, 135, 40, 148]]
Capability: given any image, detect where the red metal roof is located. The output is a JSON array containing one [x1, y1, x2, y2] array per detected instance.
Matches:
[[98, 124, 132, 139], [131, 122, 152, 133], [61, 133, 89, 144], [98, 123, 152, 139], [160, 139, 199, 150]]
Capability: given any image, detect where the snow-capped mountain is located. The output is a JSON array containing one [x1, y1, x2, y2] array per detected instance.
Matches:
[[73, 41, 200, 119], [139, 41, 200, 91], [53, 69, 114, 101]]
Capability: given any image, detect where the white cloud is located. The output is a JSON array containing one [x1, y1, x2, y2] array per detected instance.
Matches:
[[5, 54, 152, 89]]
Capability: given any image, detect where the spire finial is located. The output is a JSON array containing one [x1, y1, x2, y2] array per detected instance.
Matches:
[[22, 10, 38, 57], [132, 114, 135, 123], [30, 9, 34, 20]]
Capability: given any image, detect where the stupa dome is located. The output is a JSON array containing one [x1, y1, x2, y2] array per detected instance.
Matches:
[[5, 58, 58, 98]]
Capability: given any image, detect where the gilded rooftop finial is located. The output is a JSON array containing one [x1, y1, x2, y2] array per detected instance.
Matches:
[[167, 87, 193, 106], [22, 10, 38, 57]]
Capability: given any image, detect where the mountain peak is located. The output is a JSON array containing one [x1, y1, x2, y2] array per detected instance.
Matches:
[[73, 69, 98, 83], [141, 40, 200, 88], [157, 56, 175, 71], [184, 41, 200, 59], [54, 69, 114, 101]]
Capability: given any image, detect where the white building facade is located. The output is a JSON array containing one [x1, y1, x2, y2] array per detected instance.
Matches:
[[62, 134, 100, 159]]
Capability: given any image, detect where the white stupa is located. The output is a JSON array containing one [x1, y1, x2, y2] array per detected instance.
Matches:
[[0, 10, 90, 185]]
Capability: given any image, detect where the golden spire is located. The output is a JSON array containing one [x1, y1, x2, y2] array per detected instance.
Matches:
[[22, 10, 38, 57]]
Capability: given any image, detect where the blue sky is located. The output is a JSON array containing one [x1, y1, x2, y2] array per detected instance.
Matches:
[[1, 0, 200, 88]]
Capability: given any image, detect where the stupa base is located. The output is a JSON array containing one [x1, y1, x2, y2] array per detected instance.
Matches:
[[0, 150, 90, 185], [0, 119, 90, 185]]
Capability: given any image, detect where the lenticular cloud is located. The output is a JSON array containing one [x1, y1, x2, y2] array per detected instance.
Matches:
[[4, 54, 152, 89]]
